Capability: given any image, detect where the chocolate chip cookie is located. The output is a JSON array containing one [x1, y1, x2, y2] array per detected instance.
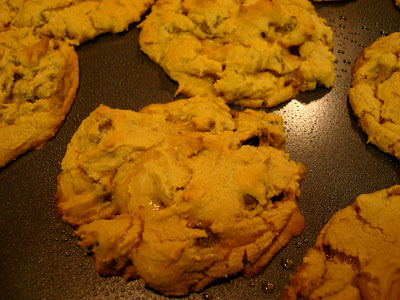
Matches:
[[0, 27, 79, 167], [283, 185, 400, 300], [1, 0, 154, 45], [56, 97, 306, 295], [349, 32, 400, 160], [139, 0, 335, 108]]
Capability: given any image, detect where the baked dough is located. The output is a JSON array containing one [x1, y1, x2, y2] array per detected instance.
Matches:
[[56, 97, 306, 296], [0, 0, 154, 45], [349, 32, 400, 160], [138, 0, 335, 108], [0, 27, 79, 168], [283, 185, 400, 300]]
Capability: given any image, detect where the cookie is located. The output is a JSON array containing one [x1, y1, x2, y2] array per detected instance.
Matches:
[[56, 97, 306, 296], [138, 0, 335, 108], [283, 185, 400, 300], [349, 32, 400, 160], [0, 27, 79, 168], [0, 0, 154, 45]]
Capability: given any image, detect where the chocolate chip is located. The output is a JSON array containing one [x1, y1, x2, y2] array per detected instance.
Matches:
[[242, 136, 260, 147], [289, 46, 300, 57], [99, 119, 113, 132], [187, 221, 220, 248], [271, 192, 284, 202], [241, 194, 259, 210]]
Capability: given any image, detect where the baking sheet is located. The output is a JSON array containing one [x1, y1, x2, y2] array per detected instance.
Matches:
[[1, 0, 400, 299]]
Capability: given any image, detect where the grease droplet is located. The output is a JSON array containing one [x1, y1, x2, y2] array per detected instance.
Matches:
[[281, 258, 294, 270], [262, 282, 275, 294], [203, 292, 213, 299], [380, 30, 388, 36]]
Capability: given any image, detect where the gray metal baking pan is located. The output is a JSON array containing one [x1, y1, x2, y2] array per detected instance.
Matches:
[[1, 0, 400, 299]]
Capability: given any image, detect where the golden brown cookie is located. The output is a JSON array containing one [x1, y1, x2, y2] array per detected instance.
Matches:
[[0, 0, 154, 45], [0, 27, 79, 168], [349, 32, 400, 160], [283, 185, 400, 300], [138, 0, 335, 108], [56, 97, 306, 296]]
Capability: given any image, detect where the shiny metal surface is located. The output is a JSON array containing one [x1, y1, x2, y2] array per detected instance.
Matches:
[[1, 0, 400, 299]]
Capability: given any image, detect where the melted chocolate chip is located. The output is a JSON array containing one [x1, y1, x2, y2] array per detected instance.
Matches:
[[187, 221, 220, 248], [242, 136, 260, 147], [271, 192, 284, 202], [289, 46, 300, 56], [241, 194, 259, 210], [99, 119, 113, 132]]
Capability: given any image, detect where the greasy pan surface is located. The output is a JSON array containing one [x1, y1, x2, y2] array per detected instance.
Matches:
[[1, 0, 400, 299]]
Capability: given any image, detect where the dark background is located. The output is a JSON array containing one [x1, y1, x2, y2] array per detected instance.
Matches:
[[1, 0, 400, 299]]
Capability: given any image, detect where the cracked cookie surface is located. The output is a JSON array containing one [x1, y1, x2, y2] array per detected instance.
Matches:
[[138, 0, 335, 108], [56, 97, 306, 296], [0, 27, 78, 168], [0, 0, 154, 45], [283, 185, 400, 300], [349, 32, 400, 160]]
